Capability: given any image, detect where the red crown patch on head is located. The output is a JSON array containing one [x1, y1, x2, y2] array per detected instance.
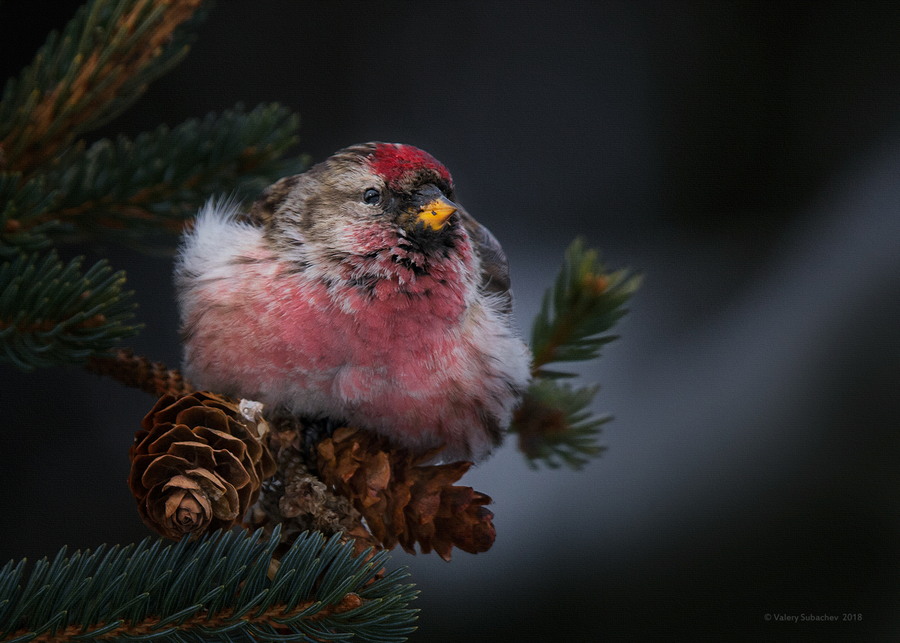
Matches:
[[369, 143, 453, 189]]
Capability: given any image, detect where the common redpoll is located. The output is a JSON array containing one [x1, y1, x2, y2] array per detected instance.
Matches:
[[175, 143, 531, 461]]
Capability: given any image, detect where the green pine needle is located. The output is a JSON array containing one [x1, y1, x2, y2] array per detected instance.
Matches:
[[512, 378, 611, 470], [38, 103, 305, 239], [530, 237, 641, 379], [0, 103, 303, 249], [0, 0, 208, 174], [0, 173, 61, 258], [0, 250, 140, 371], [512, 238, 639, 469], [0, 527, 419, 643]]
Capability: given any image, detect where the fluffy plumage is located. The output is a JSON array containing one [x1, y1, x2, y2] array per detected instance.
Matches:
[[175, 143, 531, 461]]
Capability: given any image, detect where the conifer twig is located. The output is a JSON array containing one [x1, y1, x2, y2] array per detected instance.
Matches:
[[0, 173, 60, 257], [0, 0, 205, 177], [0, 251, 140, 370], [2, 103, 302, 251], [530, 237, 640, 378], [510, 239, 639, 469], [513, 379, 608, 469], [0, 527, 419, 643], [86, 348, 194, 397]]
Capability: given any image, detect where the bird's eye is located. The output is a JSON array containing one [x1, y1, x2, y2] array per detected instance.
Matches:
[[363, 188, 381, 205]]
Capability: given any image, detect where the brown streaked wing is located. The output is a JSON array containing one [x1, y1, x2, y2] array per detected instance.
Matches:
[[457, 205, 513, 314], [245, 174, 302, 225]]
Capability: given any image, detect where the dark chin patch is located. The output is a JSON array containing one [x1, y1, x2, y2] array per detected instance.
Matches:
[[400, 221, 459, 259]]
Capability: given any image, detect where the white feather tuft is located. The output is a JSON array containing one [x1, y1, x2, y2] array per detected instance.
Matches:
[[174, 197, 267, 326], [177, 198, 259, 274]]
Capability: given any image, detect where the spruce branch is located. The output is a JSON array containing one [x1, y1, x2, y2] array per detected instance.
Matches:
[[513, 379, 609, 470], [511, 238, 639, 469], [530, 237, 640, 378], [0, 251, 139, 371], [0, 0, 207, 176], [1, 104, 302, 245], [0, 173, 61, 258], [1, 3, 304, 374], [86, 348, 195, 397], [0, 527, 418, 643], [34, 103, 304, 238]]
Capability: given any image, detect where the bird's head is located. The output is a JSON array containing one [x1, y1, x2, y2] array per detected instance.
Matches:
[[256, 143, 467, 271]]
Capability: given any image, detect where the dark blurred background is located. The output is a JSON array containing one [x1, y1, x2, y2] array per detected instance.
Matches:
[[2, 1, 898, 640]]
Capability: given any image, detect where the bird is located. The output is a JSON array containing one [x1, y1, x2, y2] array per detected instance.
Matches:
[[175, 142, 531, 462]]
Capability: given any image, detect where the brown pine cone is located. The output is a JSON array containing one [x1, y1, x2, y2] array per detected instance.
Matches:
[[129, 391, 276, 540], [317, 426, 496, 561]]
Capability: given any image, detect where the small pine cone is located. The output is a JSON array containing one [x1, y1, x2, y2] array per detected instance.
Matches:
[[248, 414, 381, 559], [317, 427, 496, 561], [129, 391, 276, 540], [401, 464, 495, 559]]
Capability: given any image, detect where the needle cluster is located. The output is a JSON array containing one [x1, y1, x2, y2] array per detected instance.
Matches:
[[0, 0, 304, 371]]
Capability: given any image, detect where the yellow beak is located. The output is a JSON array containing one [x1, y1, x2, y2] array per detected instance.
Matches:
[[416, 196, 458, 230]]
